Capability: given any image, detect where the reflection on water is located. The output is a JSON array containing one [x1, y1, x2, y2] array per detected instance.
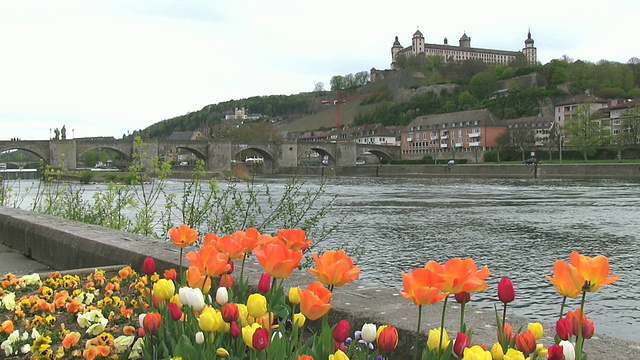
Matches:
[[8, 176, 640, 342]]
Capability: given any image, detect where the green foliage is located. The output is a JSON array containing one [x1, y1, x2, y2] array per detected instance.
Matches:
[[469, 72, 497, 99], [484, 150, 499, 162], [563, 103, 603, 160], [79, 171, 95, 184]]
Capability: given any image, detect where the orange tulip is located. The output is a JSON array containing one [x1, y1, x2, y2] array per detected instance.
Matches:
[[400, 267, 447, 305], [515, 329, 537, 355], [425, 258, 490, 294], [240, 228, 261, 253], [569, 251, 618, 292], [277, 228, 312, 251], [168, 224, 198, 248], [545, 260, 584, 298], [186, 266, 212, 293], [299, 281, 332, 320], [143, 312, 162, 334], [215, 234, 246, 260], [186, 245, 231, 278], [297, 355, 314, 360], [308, 250, 360, 287], [253, 239, 302, 279], [203, 233, 220, 247]]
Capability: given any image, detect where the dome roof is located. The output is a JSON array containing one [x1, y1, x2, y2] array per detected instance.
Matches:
[[525, 30, 534, 44], [393, 36, 401, 46]]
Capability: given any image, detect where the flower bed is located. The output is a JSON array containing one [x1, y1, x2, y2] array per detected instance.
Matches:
[[0, 225, 618, 359]]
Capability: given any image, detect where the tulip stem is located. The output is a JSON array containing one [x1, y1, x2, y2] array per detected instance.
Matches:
[[501, 303, 507, 335], [576, 290, 587, 360], [413, 305, 422, 360], [179, 248, 184, 286], [460, 299, 466, 333], [559, 296, 567, 319], [438, 296, 448, 356]]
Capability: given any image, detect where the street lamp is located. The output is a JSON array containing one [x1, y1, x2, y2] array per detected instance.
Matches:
[[559, 134, 563, 164]]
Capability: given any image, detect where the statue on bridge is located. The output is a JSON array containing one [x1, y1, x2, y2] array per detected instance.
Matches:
[[61, 125, 67, 140], [54, 128, 60, 140]]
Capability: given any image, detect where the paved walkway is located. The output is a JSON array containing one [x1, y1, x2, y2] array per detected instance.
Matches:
[[0, 243, 52, 276]]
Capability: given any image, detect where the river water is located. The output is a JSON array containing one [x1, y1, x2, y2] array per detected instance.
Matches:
[[5, 176, 639, 342]]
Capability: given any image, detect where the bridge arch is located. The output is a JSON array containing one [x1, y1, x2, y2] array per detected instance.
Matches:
[[232, 146, 277, 174], [0, 146, 49, 168], [356, 146, 398, 164], [0, 142, 50, 166]]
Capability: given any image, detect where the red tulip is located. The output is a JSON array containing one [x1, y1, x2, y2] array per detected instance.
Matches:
[[333, 320, 350, 343], [497, 277, 515, 304], [547, 344, 564, 360], [143, 257, 155, 276], [258, 272, 271, 293], [137, 327, 145, 338], [377, 325, 399, 353], [252, 328, 269, 351], [230, 321, 241, 338], [168, 302, 182, 321], [582, 317, 595, 339], [227, 260, 235, 275], [454, 292, 470, 304], [164, 269, 177, 281], [334, 341, 345, 352], [220, 274, 234, 289], [222, 303, 239, 323], [453, 332, 470, 357], [556, 317, 573, 341]]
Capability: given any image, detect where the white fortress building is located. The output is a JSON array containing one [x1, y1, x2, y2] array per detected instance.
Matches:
[[390, 28, 537, 69]]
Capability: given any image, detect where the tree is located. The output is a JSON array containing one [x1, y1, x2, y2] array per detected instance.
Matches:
[[546, 58, 569, 89], [457, 91, 477, 110], [563, 103, 601, 160], [494, 131, 511, 162], [628, 57, 640, 87], [510, 126, 535, 161], [427, 71, 444, 85], [313, 82, 325, 92], [469, 71, 497, 100], [621, 104, 640, 158], [330, 75, 345, 91], [354, 71, 369, 87]]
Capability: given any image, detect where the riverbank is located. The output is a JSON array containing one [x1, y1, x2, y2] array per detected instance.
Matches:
[[1, 206, 639, 359]]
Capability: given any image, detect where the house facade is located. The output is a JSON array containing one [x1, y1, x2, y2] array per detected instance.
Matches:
[[390, 28, 536, 69], [554, 94, 609, 126], [505, 115, 554, 147], [401, 109, 505, 160]]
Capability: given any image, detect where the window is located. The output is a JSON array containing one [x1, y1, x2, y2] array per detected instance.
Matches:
[[613, 119, 621, 125], [613, 129, 620, 135]]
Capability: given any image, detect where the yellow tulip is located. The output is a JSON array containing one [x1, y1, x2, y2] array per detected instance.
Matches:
[[216, 348, 229, 357], [293, 313, 306, 327], [527, 322, 543, 340], [199, 311, 216, 332], [242, 323, 261, 349], [328, 349, 349, 360], [247, 294, 267, 318], [490, 343, 504, 360], [535, 343, 548, 358], [289, 287, 301, 305], [426, 327, 450, 353], [504, 348, 525, 360], [237, 304, 249, 326], [463, 345, 492, 360], [153, 279, 175, 301]]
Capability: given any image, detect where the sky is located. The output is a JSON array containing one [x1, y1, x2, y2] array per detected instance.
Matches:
[[2, 0, 639, 141]]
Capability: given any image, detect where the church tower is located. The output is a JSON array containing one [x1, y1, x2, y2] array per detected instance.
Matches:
[[391, 36, 403, 69], [459, 32, 471, 48], [522, 29, 537, 64]]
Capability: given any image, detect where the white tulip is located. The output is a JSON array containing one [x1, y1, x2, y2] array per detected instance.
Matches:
[[195, 331, 205, 344], [216, 287, 228, 306], [361, 323, 377, 343], [138, 313, 146, 328], [559, 340, 575, 360]]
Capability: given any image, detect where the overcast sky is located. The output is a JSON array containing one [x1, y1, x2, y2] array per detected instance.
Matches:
[[2, 0, 639, 141]]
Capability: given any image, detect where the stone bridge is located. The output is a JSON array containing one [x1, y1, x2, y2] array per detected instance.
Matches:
[[0, 139, 401, 173]]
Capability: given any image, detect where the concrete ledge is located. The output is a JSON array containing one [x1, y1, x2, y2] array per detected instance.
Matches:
[[1, 206, 638, 359]]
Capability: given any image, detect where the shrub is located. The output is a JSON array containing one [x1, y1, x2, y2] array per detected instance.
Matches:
[[79, 171, 95, 184]]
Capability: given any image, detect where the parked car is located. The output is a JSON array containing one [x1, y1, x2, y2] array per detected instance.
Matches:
[[523, 157, 538, 165], [447, 160, 456, 166]]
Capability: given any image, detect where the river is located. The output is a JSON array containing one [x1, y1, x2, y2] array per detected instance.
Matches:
[[5, 176, 639, 342]]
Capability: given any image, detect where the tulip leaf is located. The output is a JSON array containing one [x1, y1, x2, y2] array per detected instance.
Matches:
[[173, 334, 199, 359]]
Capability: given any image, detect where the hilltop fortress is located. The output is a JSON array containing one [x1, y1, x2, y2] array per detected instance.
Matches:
[[390, 28, 537, 68]]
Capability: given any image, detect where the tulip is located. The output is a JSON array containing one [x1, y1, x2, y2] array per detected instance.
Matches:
[[230, 321, 241, 338], [186, 266, 212, 294], [455, 292, 470, 304], [333, 320, 350, 343], [297, 356, 314, 360], [252, 328, 269, 351], [222, 303, 239, 323], [400, 267, 447, 305], [293, 312, 306, 327], [377, 325, 398, 353], [289, 287, 301, 305], [258, 272, 271, 293], [534, 343, 548, 358], [186, 245, 231, 278], [328, 349, 349, 360], [425, 257, 491, 294], [582, 317, 595, 339], [308, 249, 361, 287], [216, 286, 229, 306], [153, 279, 175, 301], [164, 269, 177, 281], [179, 287, 205, 311], [526, 322, 543, 340], [504, 348, 525, 360], [242, 323, 261, 349], [195, 331, 205, 344], [199, 311, 216, 332], [545, 260, 583, 298], [361, 323, 377, 343], [247, 293, 267, 318], [137, 327, 145, 338], [547, 344, 564, 360], [463, 345, 492, 360], [427, 327, 450, 353], [556, 317, 573, 340], [559, 340, 575, 360], [253, 239, 303, 279], [490, 343, 504, 360], [168, 302, 182, 321], [227, 260, 234, 274], [566, 308, 595, 339], [515, 329, 536, 356], [216, 348, 229, 357], [277, 228, 312, 250], [497, 277, 515, 304], [219, 274, 233, 289], [215, 234, 246, 260], [168, 224, 198, 248], [142, 312, 161, 334], [142, 257, 155, 276], [569, 251, 618, 292], [138, 313, 146, 328], [453, 331, 471, 358], [299, 281, 332, 320]]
